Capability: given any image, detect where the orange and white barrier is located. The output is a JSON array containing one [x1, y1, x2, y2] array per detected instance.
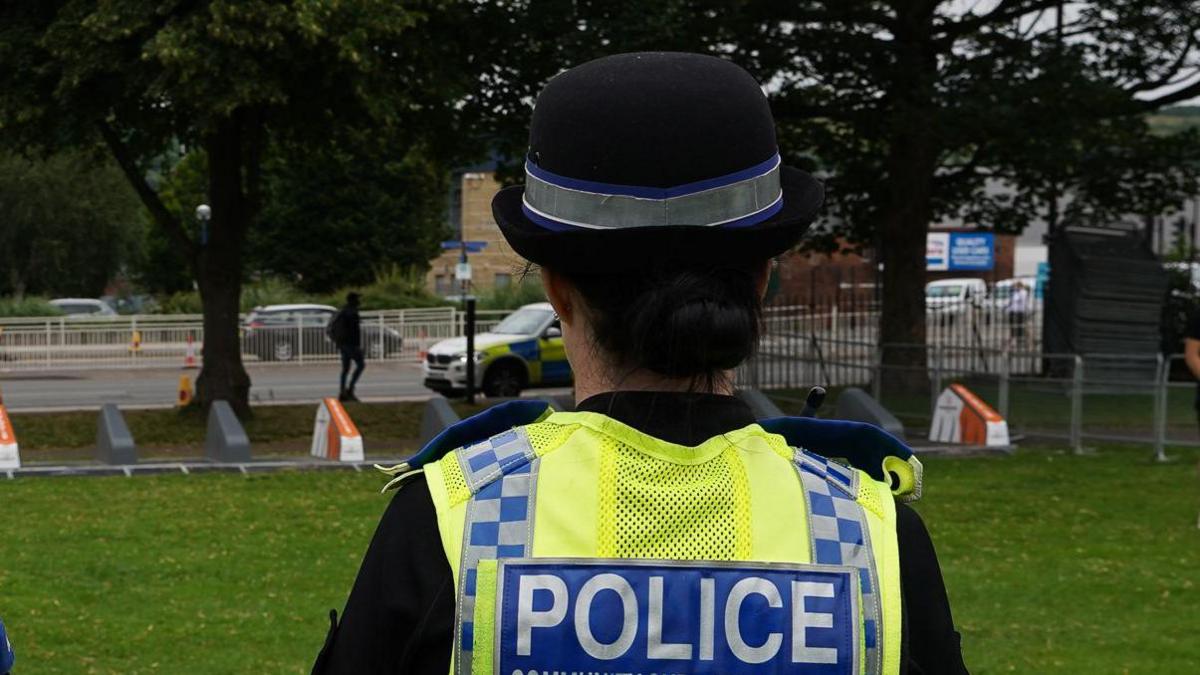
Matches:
[[184, 334, 198, 368], [930, 383, 1010, 447], [311, 397, 363, 462], [0, 404, 20, 470]]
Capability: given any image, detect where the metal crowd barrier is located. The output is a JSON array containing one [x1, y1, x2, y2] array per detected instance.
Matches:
[[0, 308, 508, 371], [738, 336, 1197, 458]]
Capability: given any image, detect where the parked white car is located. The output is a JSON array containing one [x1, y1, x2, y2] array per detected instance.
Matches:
[[925, 278, 986, 324], [49, 298, 118, 318]]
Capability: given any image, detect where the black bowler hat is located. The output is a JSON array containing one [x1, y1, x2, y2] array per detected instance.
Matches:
[[493, 52, 824, 273]]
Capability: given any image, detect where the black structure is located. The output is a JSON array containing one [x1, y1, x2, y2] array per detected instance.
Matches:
[[1044, 226, 1168, 382]]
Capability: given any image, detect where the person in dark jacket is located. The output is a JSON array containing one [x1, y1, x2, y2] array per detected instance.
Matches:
[[330, 292, 365, 402]]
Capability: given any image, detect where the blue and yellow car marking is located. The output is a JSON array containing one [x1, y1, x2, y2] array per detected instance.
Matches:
[[480, 338, 571, 385]]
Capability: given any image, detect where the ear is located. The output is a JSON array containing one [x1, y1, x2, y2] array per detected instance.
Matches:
[[540, 267, 575, 325]]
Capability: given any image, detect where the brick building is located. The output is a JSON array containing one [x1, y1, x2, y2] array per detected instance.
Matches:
[[772, 230, 1016, 306], [426, 167, 526, 296]]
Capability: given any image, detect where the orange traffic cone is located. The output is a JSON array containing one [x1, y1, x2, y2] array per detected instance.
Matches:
[[177, 375, 194, 407], [184, 333, 198, 369]]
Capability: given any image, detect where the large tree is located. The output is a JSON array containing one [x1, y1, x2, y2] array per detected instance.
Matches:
[[0, 1, 474, 413]]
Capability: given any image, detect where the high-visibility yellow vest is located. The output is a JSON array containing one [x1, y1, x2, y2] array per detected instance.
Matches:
[[424, 410, 906, 675]]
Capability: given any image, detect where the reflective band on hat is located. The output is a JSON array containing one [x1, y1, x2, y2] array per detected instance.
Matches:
[[522, 154, 783, 231]]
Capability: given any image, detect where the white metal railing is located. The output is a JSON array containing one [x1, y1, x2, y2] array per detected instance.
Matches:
[[0, 307, 510, 371]]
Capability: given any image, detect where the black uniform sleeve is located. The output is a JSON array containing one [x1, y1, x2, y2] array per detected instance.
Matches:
[[312, 476, 454, 675], [895, 503, 968, 674]]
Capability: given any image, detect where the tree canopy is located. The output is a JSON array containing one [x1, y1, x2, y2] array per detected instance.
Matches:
[[249, 131, 450, 294], [0, 151, 143, 299]]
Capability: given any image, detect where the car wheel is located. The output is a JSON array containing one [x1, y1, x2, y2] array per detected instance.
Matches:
[[483, 362, 524, 398], [273, 339, 294, 362]]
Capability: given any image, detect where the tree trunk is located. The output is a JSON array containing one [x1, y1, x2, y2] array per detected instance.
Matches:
[[98, 115, 257, 416], [194, 117, 252, 417], [878, 5, 939, 395]]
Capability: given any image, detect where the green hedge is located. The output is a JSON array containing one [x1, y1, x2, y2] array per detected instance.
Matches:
[[0, 296, 63, 318]]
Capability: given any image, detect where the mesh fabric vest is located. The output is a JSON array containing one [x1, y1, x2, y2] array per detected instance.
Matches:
[[425, 411, 903, 675]]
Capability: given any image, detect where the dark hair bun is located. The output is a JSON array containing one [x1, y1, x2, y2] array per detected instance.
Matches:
[[566, 265, 762, 382]]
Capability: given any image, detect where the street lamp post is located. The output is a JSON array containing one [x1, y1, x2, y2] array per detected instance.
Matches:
[[195, 203, 211, 246]]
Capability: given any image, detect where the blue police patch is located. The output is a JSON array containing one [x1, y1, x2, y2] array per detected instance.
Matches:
[[495, 559, 860, 675]]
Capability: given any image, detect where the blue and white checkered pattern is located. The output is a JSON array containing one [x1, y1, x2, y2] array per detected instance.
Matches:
[[794, 447, 883, 675], [453, 428, 539, 675]]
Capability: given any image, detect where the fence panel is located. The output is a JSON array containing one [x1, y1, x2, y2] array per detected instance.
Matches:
[[0, 306, 516, 371]]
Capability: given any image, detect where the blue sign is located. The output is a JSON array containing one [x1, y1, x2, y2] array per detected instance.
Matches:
[[497, 559, 858, 675], [947, 233, 994, 271], [1036, 261, 1050, 299], [441, 240, 489, 253]]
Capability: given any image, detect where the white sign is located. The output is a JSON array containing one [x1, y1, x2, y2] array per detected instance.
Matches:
[[926, 233, 950, 271], [455, 262, 472, 282]]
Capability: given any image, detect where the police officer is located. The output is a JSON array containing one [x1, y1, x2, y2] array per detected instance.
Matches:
[[314, 52, 967, 674]]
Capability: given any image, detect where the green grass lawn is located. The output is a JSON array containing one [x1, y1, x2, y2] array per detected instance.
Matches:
[[1, 444, 1198, 673]]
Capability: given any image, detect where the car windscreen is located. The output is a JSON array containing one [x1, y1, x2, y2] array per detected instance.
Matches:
[[56, 303, 96, 315], [491, 308, 553, 335], [926, 285, 963, 298]]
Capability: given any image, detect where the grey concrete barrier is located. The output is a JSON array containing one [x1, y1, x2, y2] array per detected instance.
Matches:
[[545, 394, 576, 413], [95, 403, 137, 465], [419, 395, 575, 447], [206, 400, 251, 462], [420, 397, 462, 447], [734, 388, 785, 420], [835, 387, 906, 440]]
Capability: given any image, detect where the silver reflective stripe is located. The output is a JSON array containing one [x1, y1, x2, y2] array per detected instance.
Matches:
[[523, 158, 782, 229], [452, 429, 540, 675], [793, 448, 882, 675]]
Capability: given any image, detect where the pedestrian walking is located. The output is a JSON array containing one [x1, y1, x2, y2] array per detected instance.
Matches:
[[1007, 280, 1031, 349], [327, 292, 364, 402], [313, 52, 966, 675]]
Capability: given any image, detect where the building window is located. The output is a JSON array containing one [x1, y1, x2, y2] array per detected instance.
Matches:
[[494, 273, 512, 289], [447, 173, 464, 238]]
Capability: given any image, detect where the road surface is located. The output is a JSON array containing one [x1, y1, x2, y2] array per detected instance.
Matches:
[[0, 362, 435, 411]]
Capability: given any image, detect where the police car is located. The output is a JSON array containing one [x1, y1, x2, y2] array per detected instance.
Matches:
[[423, 302, 572, 398]]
